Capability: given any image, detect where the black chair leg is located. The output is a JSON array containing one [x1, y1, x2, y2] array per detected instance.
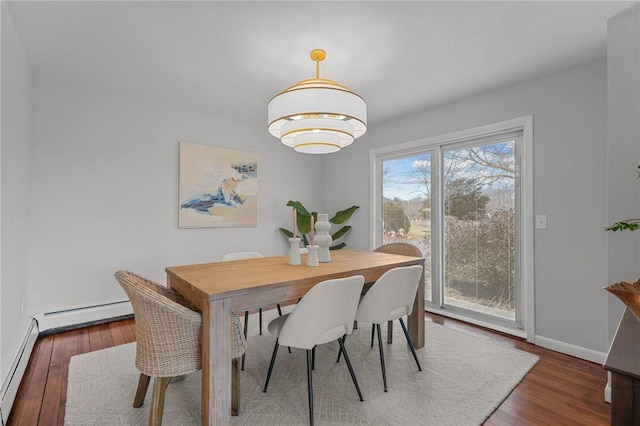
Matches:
[[338, 336, 364, 401], [306, 349, 314, 426], [277, 304, 283, 316], [263, 340, 280, 392], [312, 346, 316, 370], [242, 310, 249, 370], [399, 317, 422, 371], [371, 324, 376, 348], [336, 334, 347, 363], [376, 324, 388, 392], [259, 308, 263, 335]]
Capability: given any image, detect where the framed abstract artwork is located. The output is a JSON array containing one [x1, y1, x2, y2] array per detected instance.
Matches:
[[179, 141, 258, 228]]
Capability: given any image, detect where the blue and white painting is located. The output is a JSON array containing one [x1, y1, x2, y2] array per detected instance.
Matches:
[[179, 141, 258, 228]]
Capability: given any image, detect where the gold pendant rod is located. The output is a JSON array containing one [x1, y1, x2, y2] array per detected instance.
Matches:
[[310, 49, 326, 80]]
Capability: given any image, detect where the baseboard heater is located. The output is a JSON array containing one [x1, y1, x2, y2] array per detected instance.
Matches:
[[0, 300, 133, 424], [35, 300, 133, 335]]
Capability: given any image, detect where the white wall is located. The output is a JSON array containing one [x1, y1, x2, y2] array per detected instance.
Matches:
[[0, 2, 32, 382], [324, 59, 611, 355], [606, 7, 640, 340], [27, 76, 322, 315]]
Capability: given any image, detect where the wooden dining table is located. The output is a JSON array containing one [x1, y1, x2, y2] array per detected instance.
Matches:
[[165, 249, 425, 425]]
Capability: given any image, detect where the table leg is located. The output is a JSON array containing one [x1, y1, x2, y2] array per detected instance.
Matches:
[[407, 262, 425, 349], [202, 297, 232, 425]]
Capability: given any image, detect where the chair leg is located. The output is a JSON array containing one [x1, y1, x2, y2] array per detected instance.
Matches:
[[133, 373, 150, 408], [338, 336, 364, 401], [399, 317, 422, 371], [336, 334, 347, 363], [259, 308, 263, 335], [149, 377, 170, 426], [306, 349, 314, 426], [263, 340, 280, 392], [387, 320, 393, 344], [371, 324, 375, 348], [242, 310, 249, 371], [312, 346, 316, 370], [376, 324, 388, 392], [232, 358, 240, 416], [277, 303, 283, 316]]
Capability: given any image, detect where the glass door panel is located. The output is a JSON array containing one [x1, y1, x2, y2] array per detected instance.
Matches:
[[381, 153, 433, 301], [442, 140, 516, 321]]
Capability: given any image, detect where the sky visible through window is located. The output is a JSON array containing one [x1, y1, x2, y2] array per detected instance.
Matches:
[[383, 156, 431, 201]]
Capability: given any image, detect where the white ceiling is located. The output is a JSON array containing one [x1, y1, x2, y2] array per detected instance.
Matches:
[[6, 1, 637, 128]]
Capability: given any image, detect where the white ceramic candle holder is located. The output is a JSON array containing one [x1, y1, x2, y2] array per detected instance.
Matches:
[[288, 238, 301, 265], [306, 245, 319, 267]]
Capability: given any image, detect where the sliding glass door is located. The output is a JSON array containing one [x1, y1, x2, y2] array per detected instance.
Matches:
[[378, 131, 522, 329]]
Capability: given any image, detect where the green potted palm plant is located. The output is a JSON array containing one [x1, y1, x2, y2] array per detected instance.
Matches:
[[280, 200, 359, 250]]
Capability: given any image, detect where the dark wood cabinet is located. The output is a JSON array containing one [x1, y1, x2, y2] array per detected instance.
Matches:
[[604, 309, 640, 425]]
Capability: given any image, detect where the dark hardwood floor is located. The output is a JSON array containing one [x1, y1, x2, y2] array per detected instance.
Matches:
[[6, 313, 610, 425]]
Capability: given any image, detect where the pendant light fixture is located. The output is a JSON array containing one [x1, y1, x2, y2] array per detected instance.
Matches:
[[268, 49, 367, 154]]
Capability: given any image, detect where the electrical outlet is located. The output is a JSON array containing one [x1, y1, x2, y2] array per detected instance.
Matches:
[[536, 214, 548, 230]]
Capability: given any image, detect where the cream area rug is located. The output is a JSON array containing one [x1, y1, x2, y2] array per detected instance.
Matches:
[[65, 311, 538, 425]]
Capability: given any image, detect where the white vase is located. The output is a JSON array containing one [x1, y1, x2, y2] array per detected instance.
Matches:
[[306, 245, 319, 267], [288, 238, 301, 265], [314, 213, 332, 262]]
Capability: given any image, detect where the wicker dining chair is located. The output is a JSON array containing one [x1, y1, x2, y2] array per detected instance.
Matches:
[[115, 270, 247, 425], [373, 243, 423, 343]]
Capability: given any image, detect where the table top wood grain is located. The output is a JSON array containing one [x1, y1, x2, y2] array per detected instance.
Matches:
[[166, 249, 422, 303]]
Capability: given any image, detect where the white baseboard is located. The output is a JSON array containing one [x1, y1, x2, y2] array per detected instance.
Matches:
[[34, 300, 133, 334], [0, 319, 39, 425], [534, 335, 607, 364]]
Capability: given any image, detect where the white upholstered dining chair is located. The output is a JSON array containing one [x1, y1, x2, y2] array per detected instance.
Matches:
[[343, 265, 424, 392], [114, 270, 246, 425], [262, 275, 365, 426], [372, 242, 423, 342]]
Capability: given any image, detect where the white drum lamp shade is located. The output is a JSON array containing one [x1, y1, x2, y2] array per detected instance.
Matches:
[[268, 50, 367, 154]]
